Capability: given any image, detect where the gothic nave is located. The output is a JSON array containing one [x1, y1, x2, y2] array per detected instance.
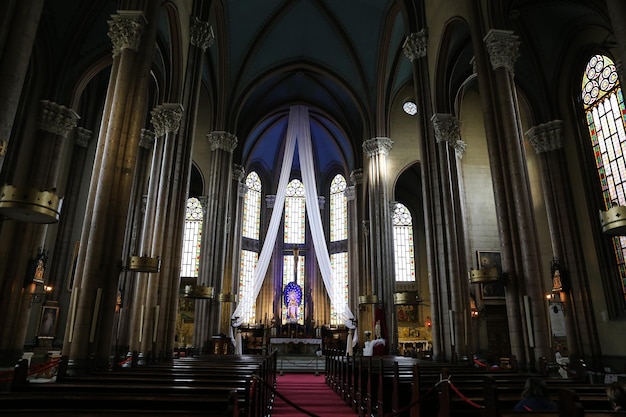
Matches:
[[0, 0, 625, 381]]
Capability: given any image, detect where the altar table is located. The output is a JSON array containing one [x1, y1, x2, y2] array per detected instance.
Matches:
[[270, 337, 322, 355]]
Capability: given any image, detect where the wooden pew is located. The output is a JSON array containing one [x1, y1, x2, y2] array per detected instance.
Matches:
[[7, 352, 277, 417]]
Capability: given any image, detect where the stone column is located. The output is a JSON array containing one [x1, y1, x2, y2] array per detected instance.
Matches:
[[363, 137, 395, 352], [115, 129, 154, 359], [192, 196, 211, 351], [0, 0, 45, 175], [0, 100, 78, 369], [345, 172, 363, 338], [48, 127, 94, 296], [431, 113, 470, 360], [140, 104, 183, 361], [483, 29, 551, 365], [403, 29, 447, 361], [526, 121, 602, 364], [607, 0, 626, 81], [226, 165, 246, 300], [201, 131, 237, 338], [66, 5, 160, 372]]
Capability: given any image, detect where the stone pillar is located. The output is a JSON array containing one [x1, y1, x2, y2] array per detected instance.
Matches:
[[403, 29, 447, 361], [201, 131, 237, 338], [139, 104, 183, 361], [47, 127, 94, 296], [0, 100, 78, 369], [526, 120, 602, 364], [606, 0, 626, 81], [65, 5, 160, 372], [431, 113, 470, 360], [192, 196, 210, 351], [226, 165, 246, 301], [483, 29, 551, 365], [345, 171, 364, 339], [363, 137, 395, 352], [0, 0, 45, 175]]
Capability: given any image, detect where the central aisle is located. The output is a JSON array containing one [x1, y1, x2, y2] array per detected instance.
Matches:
[[271, 373, 357, 417]]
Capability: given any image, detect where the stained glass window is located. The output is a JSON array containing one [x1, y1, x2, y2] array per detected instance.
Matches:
[[393, 202, 416, 282], [238, 171, 262, 324], [238, 250, 258, 324], [284, 179, 305, 244], [330, 252, 348, 325], [583, 54, 626, 299], [243, 172, 261, 239], [180, 197, 203, 277], [330, 174, 347, 242]]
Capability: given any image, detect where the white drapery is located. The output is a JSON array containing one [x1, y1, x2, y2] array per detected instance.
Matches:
[[231, 105, 357, 353]]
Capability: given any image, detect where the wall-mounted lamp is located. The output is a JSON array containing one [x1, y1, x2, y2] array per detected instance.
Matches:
[[31, 284, 53, 307]]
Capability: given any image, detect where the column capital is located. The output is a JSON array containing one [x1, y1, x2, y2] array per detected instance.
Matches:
[[207, 131, 237, 152], [431, 113, 466, 158], [232, 164, 245, 182], [107, 11, 146, 57], [266, 194, 276, 209], [190, 17, 214, 51], [363, 137, 393, 157], [484, 29, 520, 74], [140, 129, 155, 149], [403, 29, 428, 61], [39, 100, 80, 137], [75, 127, 93, 148], [197, 195, 209, 215], [238, 182, 248, 197], [526, 120, 564, 153], [350, 169, 363, 185], [344, 185, 356, 201], [318, 196, 326, 210], [150, 103, 184, 137]]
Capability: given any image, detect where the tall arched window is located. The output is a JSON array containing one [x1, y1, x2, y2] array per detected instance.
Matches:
[[283, 179, 305, 324], [238, 172, 262, 324], [392, 202, 416, 282], [330, 174, 348, 325], [180, 197, 203, 277], [582, 54, 626, 300]]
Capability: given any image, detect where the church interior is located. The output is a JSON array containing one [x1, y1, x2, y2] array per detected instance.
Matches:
[[1, 0, 626, 392]]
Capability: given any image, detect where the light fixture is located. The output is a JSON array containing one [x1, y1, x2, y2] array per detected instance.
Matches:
[[393, 291, 421, 305], [358, 294, 379, 305], [469, 267, 499, 283], [183, 284, 214, 299], [0, 184, 63, 223], [402, 99, 418, 116], [599, 205, 626, 235], [127, 255, 160, 273]]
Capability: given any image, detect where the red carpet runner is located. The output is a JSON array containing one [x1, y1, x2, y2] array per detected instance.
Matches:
[[271, 373, 357, 417]]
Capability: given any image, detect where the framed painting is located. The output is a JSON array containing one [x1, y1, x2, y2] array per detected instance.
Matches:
[[39, 305, 59, 338], [476, 251, 505, 299]]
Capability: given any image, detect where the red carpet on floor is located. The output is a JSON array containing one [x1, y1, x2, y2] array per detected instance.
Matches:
[[271, 373, 357, 417]]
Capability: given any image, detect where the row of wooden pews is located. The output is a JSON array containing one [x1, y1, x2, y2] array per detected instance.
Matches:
[[325, 352, 626, 417], [2, 351, 277, 417]]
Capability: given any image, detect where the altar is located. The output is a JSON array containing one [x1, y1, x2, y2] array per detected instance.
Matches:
[[270, 337, 322, 355]]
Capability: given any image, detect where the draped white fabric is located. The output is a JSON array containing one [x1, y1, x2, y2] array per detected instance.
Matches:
[[231, 105, 357, 349]]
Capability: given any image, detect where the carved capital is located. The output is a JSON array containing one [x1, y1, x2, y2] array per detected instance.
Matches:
[[39, 100, 80, 137], [344, 185, 356, 201], [150, 103, 184, 137], [266, 194, 276, 209], [75, 127, 93, 148], [403, 29, 428, 61], [190, 17, 214, 51], [207, 131, 237, 152], [239, 182, 248, 197], [107, 11, 146, 57], [197, 196, 209, 214], [232, 164, 245, 182], [363, 137, 393, 157], [526, 120, 564, 153], [140, 129, 155, 149], [484, 29, 520, 74], [431, 113, 465, 158], [318, 196, 326, 210], [350, 169, 363, 185]]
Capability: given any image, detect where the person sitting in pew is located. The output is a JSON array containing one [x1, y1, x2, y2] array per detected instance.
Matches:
[[606, 381, 626, 411], [514, 377, 559, 412]]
